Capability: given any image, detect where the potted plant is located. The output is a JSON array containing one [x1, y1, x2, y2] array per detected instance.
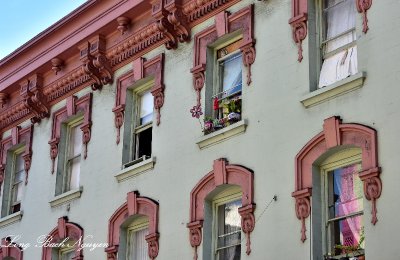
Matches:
[[224, 98, 241, 122], [333, 229, 365, 260], [203, 116, 214, 134]]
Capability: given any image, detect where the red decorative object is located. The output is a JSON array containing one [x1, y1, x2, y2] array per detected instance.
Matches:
[[190, 5, 255, 118], [165, 0, 190, 42], [187, 158, 256, 259], [356, 0, 372, 33], [42, 217, 84, 260], [105, 191, 159, 260], [289, 0, 308, 62], [48, 93, 92, 174], [0, 125, 34, 185], [0, 237, 23, 260], [293, 116, 382, 242], [20, 74, 50, 124], [116, 17, 131, 35], [213, 97, 219, 110], [113, 54, 165, 144]]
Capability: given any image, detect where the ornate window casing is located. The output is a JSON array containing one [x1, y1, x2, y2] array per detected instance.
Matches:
[[49, 93, 92, 175], [289, 0, 373, 62], [105, 191, 160, 260], [42, 217, 84, 260], [0, 237, 23, 260], [113, 54, 165, 153], [189, 5, 255, 119], [187, 158, 255, 260], [293, 116, 381, 242], [0, 125, 33, 218]]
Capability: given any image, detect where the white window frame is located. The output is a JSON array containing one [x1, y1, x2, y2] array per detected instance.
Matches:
[[58, 239, 76, 260], [131, 81, 154, 163], [212, 186, 242, 260], [320, 148, 364, 259], [9, 147, 25, 215], [126, 217, 149, 260], [63, 118, 83, 193]]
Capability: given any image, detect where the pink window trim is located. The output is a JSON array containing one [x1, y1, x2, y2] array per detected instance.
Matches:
[[289, 0, 372, 62], [189, 5, 255, 119], [105, 191, 159, 260], [0, 124, 33, 186], [0, 237, 23, 260], [48, 93, 92, 174], [187, 158, 256, 260], [293, 116, 382, 242], [42, 217, 84, 260], [112, 54, 165, 144]]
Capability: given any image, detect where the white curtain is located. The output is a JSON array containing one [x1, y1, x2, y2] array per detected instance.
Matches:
[[128, 228, 149, 260], [318, 0, 357, 88]]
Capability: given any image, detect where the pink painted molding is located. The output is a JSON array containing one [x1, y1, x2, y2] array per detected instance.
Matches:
[[356, 0, 372, 33], [293, 116, 382, 242], [113, 54, 165, 144], [187, 158, 255, 259], [0, 237, 23, 260], [289, 0, 308, 62], [48, 93, 92, 174], [105, 191, 160, 260], [189, 5, 255, 118], [289, 0, 373, 62], [42, 217, 84, 260], [0, 125, 34, 186]]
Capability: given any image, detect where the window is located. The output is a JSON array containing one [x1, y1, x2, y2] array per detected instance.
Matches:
[[205, 39, 242, 134], [59, 246, 75, 260], [1, 148, 25, 217], [126, 220, 149, 260], [318, 0, 358, 88], [320, 149, 364, 259]]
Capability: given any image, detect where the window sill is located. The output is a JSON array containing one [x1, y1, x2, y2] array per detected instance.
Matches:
[[50, 187, 83, 208], [301, 72, 366, 108], [197, 119, 247, 149], [0, 211, 23, 228], [115, 157, 156, 182]]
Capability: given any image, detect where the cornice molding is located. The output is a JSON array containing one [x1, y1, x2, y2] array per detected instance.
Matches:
[[189, 5, 255, 118], [48, 93, 92, 174], [0, 125, 34, 186], [113, 54, 165, 144]]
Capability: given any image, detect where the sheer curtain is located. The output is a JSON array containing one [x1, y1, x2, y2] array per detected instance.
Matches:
[[318, 0, 357, 88], [127, 228, 149, 260]]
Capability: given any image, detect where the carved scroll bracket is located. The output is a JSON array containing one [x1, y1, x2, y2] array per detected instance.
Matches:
[[356, 0, 372, 33], [79, 35, 113, 90], [0, 93, 8, 108], [189, 64, 205, 118], [146, 233, 160, 260], [240, 41, 256, 85], [292, 188, 311, 242], [20, 74, 50, 123], [165, 0, 190, 42], [113, 54, 165, 144], [359, 167, 382, 225], [187, 221, 203, 260], [49, 94, 92, 174], [289, 13, 308, 62], [151, 0, 178, 50], [239, 203, 256, 255]]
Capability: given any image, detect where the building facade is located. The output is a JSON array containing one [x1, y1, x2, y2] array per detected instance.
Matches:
[[0, 0, 399, 259]]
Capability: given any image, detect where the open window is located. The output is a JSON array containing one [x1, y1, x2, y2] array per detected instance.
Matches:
[[318, 0, 358, 88]]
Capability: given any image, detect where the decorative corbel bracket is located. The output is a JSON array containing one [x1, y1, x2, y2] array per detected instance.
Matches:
[[356, 0, 372, 33], [48, 93, 92, 174], [292, 188, 311, 242], [113, 54, 165, 144], [117, 16, 131, 35], [20, 74, 50, 123], [51, 58, 64, 75], [359, 166, 382, 225], [151, 0, 178, 50], [0, 125, 34, 185], [79, 35, 113, 90], [190, 5, 255, 118], [165, 0, 191, 42], [0, 93, 8, 108], [289, 0, 308, 62]]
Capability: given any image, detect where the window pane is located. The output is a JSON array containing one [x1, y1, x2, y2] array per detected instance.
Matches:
[[221, 53, 242, 97], [328, 215, 364, 255], [137, 127, 152, 159], [128, 227, 149, 260], [60, 249, 75, 260], [71, 125, 82, 157], [140, 91, 153, 125], [15, 153, 24, 172], [217, 200, 241, 260], [330, 163, 363, 219], [68, 157, 80, 191], [12, 182, 23, 203]]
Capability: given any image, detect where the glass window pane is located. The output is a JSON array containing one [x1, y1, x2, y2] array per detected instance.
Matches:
[[15, 153, 24, 172], [71, 125, 82, 157], [331, 163, 363, 218], [221, 53, 242, 97], [69, 157, 80, 190], [14, 171, 24, 184], [328, 215, 364, 255], [217, 199, 241, 260], [140, 91, 153, 125], [128, 227, 149, 260], [61, 249, 75, 260]]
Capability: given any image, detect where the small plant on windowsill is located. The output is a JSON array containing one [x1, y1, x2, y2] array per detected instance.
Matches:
[[224, 98, 241, 123], [326, 229, 365, 260]]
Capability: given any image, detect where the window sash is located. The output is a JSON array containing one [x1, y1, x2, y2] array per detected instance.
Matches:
[[126, 221, 149, 260], [64, 121, 82, 192], [10, 152, 24, 212]]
